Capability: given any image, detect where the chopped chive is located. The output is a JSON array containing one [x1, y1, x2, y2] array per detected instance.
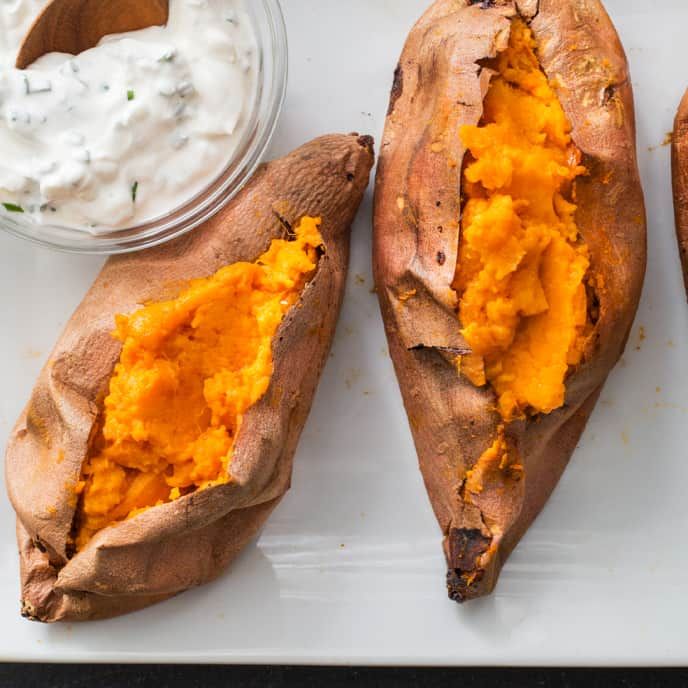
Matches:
[[23, 75, 52, 95], [2, 202, 24, 213], [127, 89, 135, 101], [131, 181, 139, 203]]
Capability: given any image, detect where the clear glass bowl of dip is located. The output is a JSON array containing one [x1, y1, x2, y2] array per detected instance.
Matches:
[[0, 0, 288, 255]]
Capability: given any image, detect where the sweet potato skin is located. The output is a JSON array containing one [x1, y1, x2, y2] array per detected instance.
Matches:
[[374, 0, 645, 601], [672, 90, 688, 294], [6, 134, 374, 622]]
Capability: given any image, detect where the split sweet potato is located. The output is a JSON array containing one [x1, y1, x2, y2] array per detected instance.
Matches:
[[374, 0, 645, 601], [5, 133, 374, 622]]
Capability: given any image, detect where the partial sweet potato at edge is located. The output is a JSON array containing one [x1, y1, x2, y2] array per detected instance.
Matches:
[[672, 90, 688, 294]]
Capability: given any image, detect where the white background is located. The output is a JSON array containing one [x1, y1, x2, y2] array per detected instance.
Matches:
[[1, 0, 687, 665]]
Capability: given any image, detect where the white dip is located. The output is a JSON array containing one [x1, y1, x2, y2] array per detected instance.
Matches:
[[0, 0, 258, 233]]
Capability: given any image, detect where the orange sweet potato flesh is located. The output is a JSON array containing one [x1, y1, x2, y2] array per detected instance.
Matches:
[[374, 0, 646, 602], [74, 217, 324, 551], [5, 134, 374, 622], [455, 18, 591, 422]]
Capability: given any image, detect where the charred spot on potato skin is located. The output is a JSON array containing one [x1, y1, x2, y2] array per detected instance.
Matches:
[[603, 84, 617, 106], [409, 343, 471, 356], [587, 283, 601, 325], [437, 251, 446, 266], [447, 568, 485, 603], [446, 528, 491, 573], [476, 56, 498, 72], [21, 600, 43, 621], [388, 64, 404, 116], [356, 134, 375, 155], [445, 528, 491, 602]]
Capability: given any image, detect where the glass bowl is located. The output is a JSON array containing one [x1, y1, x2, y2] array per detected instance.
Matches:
[[0, 0, 288, 255]]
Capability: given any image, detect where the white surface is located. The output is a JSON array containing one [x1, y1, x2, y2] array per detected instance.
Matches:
[[0, 0, 686, 667]]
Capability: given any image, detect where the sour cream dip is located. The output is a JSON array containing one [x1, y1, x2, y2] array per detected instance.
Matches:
[[0, 0, 258, 233]]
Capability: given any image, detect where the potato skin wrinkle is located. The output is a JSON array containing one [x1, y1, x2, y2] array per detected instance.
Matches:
[[374, 0, 645, 603], [6, 134, 374, 622]]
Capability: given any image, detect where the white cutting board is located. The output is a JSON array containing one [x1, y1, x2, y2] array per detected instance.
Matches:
[[0, 0, 686, 666]]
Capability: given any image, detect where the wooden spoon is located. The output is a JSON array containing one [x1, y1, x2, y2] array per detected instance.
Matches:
[[16, 0, 169, 69]]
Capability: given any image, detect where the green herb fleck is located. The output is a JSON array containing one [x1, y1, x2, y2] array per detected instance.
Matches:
[[2, 202, 24, 213], [23, 75, 52, 95], [127, 89, 135, 101], [131, 181, 139, 203]]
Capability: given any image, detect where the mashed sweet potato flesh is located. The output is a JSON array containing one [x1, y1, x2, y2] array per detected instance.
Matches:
[[454, 19, 590, 423], [75, 217, 323, 549]]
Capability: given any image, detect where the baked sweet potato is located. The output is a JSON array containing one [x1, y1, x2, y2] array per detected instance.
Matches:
[[374, 0, 645, 602], [6, 133, 374, 622], [673, 91, 688, 292]]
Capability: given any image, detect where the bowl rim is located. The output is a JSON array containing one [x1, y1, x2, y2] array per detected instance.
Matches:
[[0, 0, 289, 255]]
